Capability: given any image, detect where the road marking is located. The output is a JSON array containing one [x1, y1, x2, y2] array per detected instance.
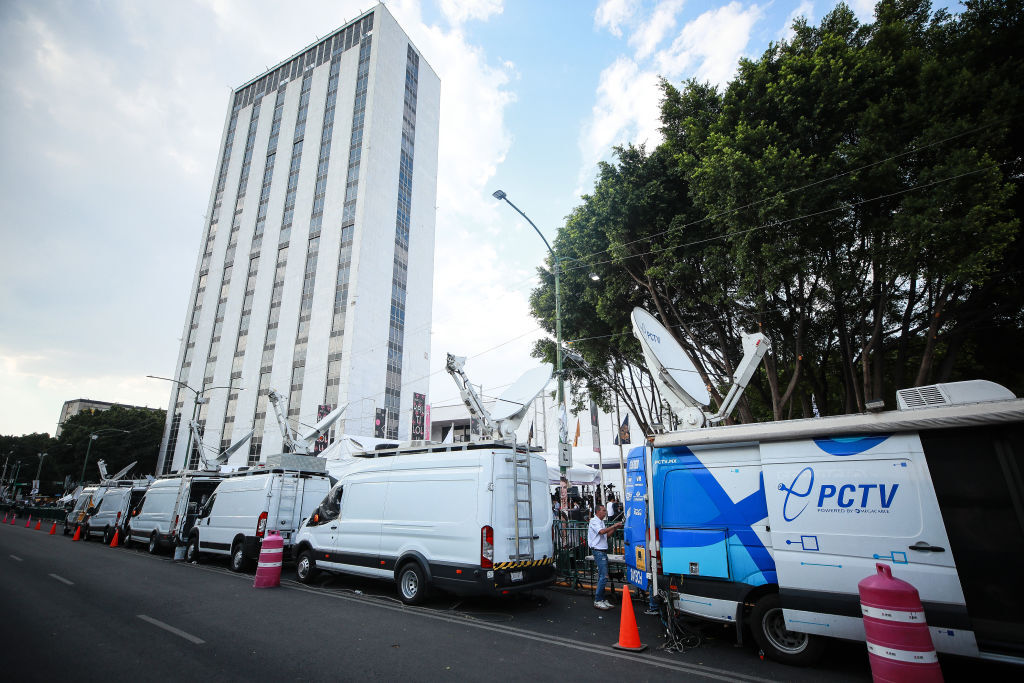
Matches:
[[49, 573, 73, 585], [137, 614, 205, 645], [10, 555, 23, 562]]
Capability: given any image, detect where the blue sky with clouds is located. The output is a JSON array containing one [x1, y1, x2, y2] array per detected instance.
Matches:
[[0, 0, 962, 436]]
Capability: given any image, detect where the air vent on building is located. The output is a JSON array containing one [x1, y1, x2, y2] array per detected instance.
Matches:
[[897, 380, 1016, 410]]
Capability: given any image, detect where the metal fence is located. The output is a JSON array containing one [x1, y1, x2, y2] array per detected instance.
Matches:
[[552, 519, 625, 591], [0, 504, 67, 522]]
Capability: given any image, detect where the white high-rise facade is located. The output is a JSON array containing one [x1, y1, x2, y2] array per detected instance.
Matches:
[[158, 5, 439, 473]]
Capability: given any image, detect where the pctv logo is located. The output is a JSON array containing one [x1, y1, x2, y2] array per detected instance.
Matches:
[[779, 467, 899, 521]]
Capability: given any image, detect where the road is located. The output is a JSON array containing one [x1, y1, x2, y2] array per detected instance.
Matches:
[[0, 522, 1015, 681]]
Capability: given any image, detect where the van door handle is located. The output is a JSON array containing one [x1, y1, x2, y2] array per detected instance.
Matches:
[[330, 525, 337, 530], [908, 541, 945, 552]]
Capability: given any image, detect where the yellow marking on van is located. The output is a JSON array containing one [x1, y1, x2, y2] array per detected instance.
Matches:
[[493, 557, 554, 570]]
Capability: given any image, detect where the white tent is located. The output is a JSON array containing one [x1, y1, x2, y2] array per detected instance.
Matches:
[[541, 453, 600, 485]]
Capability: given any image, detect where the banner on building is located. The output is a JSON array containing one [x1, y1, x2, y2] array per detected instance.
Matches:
[[375, 408, 387, 438], [411, 392, 426, 440], [314, 404, 332, 454], [425, 404, 431, 441]]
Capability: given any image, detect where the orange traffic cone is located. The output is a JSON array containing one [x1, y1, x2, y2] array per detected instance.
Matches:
[[109, 529, 119, 547], [2, 513, 7, 523], [72, 525, 81, 541], [49, 522, 57, 535], [35, 520, 42, 530], [612, 585, 648, 652], [25, 515, 32, 528]]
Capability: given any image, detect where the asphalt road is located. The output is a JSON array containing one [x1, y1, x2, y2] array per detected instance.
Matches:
[[0, 521, 1016, 681]]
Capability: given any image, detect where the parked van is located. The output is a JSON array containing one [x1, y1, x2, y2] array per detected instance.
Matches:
[[629, 380, 1024, 665], [184, 456, 331, 571], [125, 472, 222, 554], [81, 482, 149, 544], [64, 486, 99, 535], [293, 443, 555, 604]]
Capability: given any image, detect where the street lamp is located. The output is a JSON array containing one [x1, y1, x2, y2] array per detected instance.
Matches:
[[80, 430, 129, 487], [492, 189, 568, 474], [147, 376, 232, 472]]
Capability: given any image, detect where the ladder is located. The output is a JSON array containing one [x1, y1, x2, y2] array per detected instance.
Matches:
[[510, 445, 535, 560], [276, 476, 300, 532]]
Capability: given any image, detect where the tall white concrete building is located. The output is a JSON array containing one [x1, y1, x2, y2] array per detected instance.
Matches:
[[157, 4, 439, 473]]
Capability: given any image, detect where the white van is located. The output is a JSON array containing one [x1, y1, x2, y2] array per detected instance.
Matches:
[[125, 472, 222, 554], [82, 482, 149, 544], [184, 458, 331, 571], [637, 380, 1024, 665], [293, 443, 555, 604], [64, 486, 99, 535]]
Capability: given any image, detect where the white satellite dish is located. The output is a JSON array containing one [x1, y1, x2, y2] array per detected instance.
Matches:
[[632, 307, 709, 407], [631, 307, 770, 430], [491, 364, 553, 435]]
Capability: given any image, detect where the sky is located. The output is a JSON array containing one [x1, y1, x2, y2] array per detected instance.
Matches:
[[0, 0, 962, 441]]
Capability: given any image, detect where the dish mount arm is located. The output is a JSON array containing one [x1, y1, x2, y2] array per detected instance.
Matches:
[[446, 354, 496, 438], [707, 332, 769, 424]]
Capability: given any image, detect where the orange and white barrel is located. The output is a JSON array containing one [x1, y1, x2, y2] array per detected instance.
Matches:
[[253, 530, 284, 589]]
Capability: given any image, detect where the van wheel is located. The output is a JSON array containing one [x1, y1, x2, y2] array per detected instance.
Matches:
[[148, 532, 160, 554], [63, 525, 70, 536], [186, 535, 200, 564], [397, 562, 429, 605], [81, 525, 90, 541], [750, 593, 825, 666], [122, 527, 132, 547], [230, 541, 248, 572], [103, 527, 113, 545], [296, 550, 317, 584]]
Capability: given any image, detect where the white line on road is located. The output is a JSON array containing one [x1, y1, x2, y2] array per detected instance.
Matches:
[[49, 573, 73, 585], [137, 614, 205, 645], [9, 555, 23, 562]]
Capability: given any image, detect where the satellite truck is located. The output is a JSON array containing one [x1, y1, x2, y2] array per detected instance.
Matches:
[[626, 306, 1024, 666], [127, 396, 344, 557], [291, 355, 556, 604]]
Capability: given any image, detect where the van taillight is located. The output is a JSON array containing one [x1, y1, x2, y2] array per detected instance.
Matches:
[[173, 515, 179, 537], [256, 512, 268, 539], [481, 525, 494, 569], [116, 512, 121, 524]]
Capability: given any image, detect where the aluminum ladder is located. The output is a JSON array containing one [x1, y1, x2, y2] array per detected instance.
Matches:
[[511, 446, 535, 560]]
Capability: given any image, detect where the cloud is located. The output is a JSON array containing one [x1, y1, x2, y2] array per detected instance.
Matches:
[[577, 57, 663, 193], [629, 0, 685, 60], [848, 0, 877, 22], [655, 1, 764, 87], [438, 0, 503, 25], [594, 0, 640, 37]]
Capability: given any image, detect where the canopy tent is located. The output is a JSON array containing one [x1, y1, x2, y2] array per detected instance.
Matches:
[[541, 454, 600, 485]]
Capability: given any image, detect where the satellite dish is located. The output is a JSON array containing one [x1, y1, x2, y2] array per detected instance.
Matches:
[[491, 364, 553, 435], [631, 307, 710, 411]]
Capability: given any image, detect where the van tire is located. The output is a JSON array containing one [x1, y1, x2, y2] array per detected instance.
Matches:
[[296, 550, 317, 584], [148, 532, 160, 555], [750, 593, 825, 666], [186, 535, 200, 564], [230, 541, 248, 573], [397, 562, 429, 605], [81, 524, 90, 541], [103, 527, 113, 545], [122, 527, 132, 547]]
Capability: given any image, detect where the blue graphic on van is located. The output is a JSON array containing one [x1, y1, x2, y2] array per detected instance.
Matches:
[[813, 435, 890, 456], [780, 466, 900, 520], [779, 467, 814, 521], [653, 446, 775, 587]]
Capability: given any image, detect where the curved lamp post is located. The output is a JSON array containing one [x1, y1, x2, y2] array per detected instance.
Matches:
[[492, 189, 568, 474], [147, 375, 232, 473], [80, 429, 129, 487]]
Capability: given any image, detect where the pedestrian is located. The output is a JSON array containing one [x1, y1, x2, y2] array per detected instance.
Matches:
[[588, 504, 622, 610]]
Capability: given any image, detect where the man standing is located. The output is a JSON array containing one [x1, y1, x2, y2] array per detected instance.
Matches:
[[588, 504, 622, 610]]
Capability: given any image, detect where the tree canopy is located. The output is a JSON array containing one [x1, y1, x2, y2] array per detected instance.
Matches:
[[1, 406, 165, 497], [530, 0, 1023, 435]]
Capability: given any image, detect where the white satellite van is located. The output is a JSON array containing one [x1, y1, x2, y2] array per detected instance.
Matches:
[[125, 472, 223, 553], [292, 443, 555, 604], [184, 456, 331, 571], [82, 482, 148, 544]]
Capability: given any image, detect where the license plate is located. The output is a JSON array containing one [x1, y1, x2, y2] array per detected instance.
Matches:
[[511, 571, 523, 582]]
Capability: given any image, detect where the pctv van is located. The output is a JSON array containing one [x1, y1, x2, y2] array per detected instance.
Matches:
[[293, 442, 555, 604], [126, 471, 223, 554], [634, 380, 1024, 665]]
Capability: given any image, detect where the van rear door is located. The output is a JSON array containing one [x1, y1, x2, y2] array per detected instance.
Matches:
[[920, 424, 1024, 659]]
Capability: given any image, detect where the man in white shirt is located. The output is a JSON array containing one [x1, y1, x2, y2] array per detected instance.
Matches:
[[588, 504, 622, 610]]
